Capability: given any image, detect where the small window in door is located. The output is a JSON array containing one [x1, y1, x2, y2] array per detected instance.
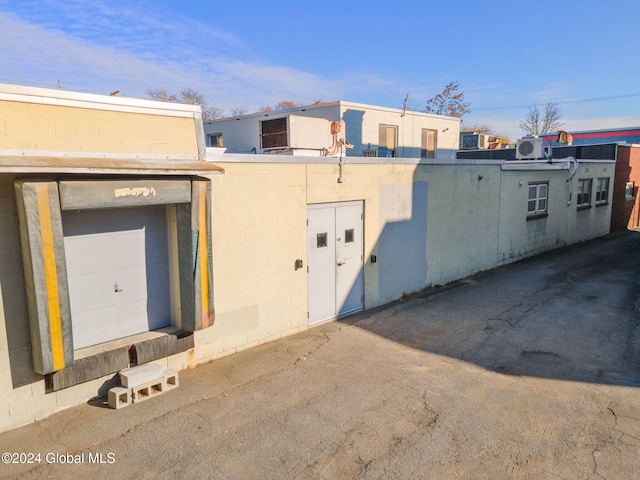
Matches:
[[317, 233, 328, 248], [344, 229, 354, 243]]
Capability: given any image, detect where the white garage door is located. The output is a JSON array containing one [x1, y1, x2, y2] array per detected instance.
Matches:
[[62, 206, 172, 349]]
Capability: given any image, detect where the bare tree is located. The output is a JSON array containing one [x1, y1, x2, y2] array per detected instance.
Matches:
[[461, 124, 493, 134], [230, 106, 249, 117], [147, 87, 221, 120], [178, 87, 206, 106], [147, 88, 176, 103], [520, 102, 563, 136], [425, 81, 471, 118], [274, 100, 299, 110], [255, 100, 307, 113], [178, 88, 223, 120], [202, 106, 223, 121]]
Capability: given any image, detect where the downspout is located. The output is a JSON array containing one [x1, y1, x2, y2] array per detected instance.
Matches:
[[565, 156, 579, 204], [549, 156, 578, 204]]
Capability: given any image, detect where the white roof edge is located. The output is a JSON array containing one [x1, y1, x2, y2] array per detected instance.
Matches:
[[206, 100, 461, 123], [206, 102, 341, 123], [337, 101, 462, 122], [0, 83, 202, 117], [206, 150, 500, 165], [206, 150, 616, 167]]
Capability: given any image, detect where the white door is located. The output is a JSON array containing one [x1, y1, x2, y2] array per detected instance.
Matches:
[[307, 202, 363, 326]]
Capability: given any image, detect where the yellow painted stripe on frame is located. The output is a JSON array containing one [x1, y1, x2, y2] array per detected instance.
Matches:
[[198, 182, 209, 327], [36, 184, 65, 371]]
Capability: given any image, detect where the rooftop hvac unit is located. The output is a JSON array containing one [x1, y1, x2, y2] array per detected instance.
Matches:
[[516, 137, 549, 160], [460, 133, 491, 150]]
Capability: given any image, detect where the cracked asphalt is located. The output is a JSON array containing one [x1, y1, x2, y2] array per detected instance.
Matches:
[[1, 231, 639, 479]]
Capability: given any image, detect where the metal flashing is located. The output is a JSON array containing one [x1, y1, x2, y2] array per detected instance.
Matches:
[[0, 153, 224, 176]]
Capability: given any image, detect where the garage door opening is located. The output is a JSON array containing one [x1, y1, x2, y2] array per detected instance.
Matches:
[[62, 205, 172, 349]]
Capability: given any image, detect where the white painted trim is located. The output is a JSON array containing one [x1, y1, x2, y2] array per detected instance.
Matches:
[[0, 83, 201, 118], [206, 150, 503, 166], [501, 160, 616, 171], [194, 113, 207, 160], [307, 200, 364, 209], [205, 100, 461, 123]]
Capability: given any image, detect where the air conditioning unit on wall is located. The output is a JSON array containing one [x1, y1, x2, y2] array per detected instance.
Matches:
[[516, 137, 549, 160]]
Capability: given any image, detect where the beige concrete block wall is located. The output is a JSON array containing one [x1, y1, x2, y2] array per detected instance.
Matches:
[[307, 162, 419, 308], [422, 164, 502, 286], [0, 174, 37, 431], [0, 100, 199, 156], [0, 156, 615, 433], [195, 163, 308, 364]]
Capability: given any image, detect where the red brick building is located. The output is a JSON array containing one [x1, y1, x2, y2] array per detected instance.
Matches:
[[611, 145, 640, 231]]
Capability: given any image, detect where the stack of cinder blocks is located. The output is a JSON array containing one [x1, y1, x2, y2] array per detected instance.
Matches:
[[108, 364, 179, 409]]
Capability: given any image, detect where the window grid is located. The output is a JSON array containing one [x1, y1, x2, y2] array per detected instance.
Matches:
[[527, 183, 548, 216], [576, 179, 592, 207], [595, 177, 609, 204]]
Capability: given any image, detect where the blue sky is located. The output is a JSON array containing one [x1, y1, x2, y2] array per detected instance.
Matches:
[[1, 0, 639, 139]]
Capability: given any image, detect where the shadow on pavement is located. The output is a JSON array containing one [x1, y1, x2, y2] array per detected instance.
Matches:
[[341, 231, 640, 388]]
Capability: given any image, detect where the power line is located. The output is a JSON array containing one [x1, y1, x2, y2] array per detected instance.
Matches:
[[472, 93, 640, 111]]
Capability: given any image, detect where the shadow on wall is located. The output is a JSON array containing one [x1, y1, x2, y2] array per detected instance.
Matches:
[[331, 180, 428, 317], [1, 179, 41, 388], [342, 109, 364, 157], [334, 166, 640, 389], [374, 181, 427, 304]]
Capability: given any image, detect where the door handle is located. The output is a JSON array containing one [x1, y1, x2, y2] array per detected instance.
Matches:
[[337, 261, 345, 266]]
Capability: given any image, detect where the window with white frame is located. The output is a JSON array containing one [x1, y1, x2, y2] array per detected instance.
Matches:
[[576, 178, 592, 208], [378, 124, 397, 157], [527, 182, 548, 216], [595, 177, 609, 205], [421, 129, 437, 158], [207, 133, 223, 148]]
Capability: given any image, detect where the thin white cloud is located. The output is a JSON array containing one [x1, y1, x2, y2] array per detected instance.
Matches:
[[0, 1, 394, 114], [563, 116, 640, 132]]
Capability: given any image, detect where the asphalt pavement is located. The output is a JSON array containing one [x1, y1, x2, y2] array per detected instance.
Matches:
[[1, 231, 639, 479]]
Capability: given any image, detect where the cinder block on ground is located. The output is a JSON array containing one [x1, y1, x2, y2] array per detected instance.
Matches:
[[131, 378, 165, 403], [119, 364, 163, 388], [108, 387, 131, 409], [163, 369, 179, 390]]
